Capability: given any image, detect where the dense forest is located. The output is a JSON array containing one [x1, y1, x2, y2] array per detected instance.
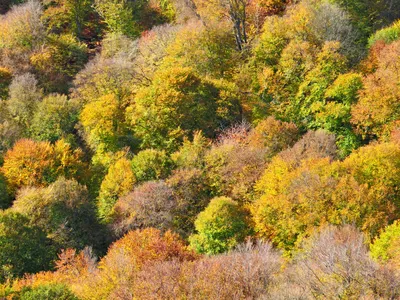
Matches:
[[1, 0, 400, 298]]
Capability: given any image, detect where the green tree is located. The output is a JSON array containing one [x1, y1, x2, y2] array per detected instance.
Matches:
[[371, 220, 400, 266], [293, 41, 347, 127], [171, 131, 209, 169], [369, 20, 400, 47], [131, 149, 172, 182], [20, 284, 79, 300], [30, 94, 78, 143], [12, 178, 103, 252], [0, 68, 12, 100], [189, 196, 251, 254], [0, 173, 11, 209], [0, 211, 56, 282], [94, 0, 143, 37]]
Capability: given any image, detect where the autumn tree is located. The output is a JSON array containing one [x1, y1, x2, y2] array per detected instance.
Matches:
[[30, 34, 88, 93], [2, 139, 86, 193], [271, 225, 400, 299], [166, 168, 211, 237], [204, 136, 267, 202], [278, 130, 338, 166], [133, 240, 281, 299], [97, 157, 135, 222], [78, 228, 196, 299], [80, 94, 133, 152], [2, 139, 54, 191], [111, 181, 177, 235], [128, 66, 241, 151], [0, 0, 45, 72], [163, 23, 239, 78], [351, 40, 400, 140], [247, 116, 299, 156], [252, 142, 400, 253]]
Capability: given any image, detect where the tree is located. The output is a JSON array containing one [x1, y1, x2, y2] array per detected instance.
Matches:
[[63, 0, 95, 38], [371, 220, 400, 268], [278, 130, 338, 166], [30, 34, 88, 93], [131, 149, 172, 182], [0, 173, 11, 209], [351, 40, 400, 140], [12, 178, 103, 252], [0, 67, 12, 100], [2, 139, 54, 192], [247, 117, 299, 156], [293, 41, 347, 127], [97, 157, 135, 222], [133, 240, 281, 299], [189, 196, 251, 254], [166, 168, 211, 237], [273, 225, 400, 299], [252, 142, 400, 253], [2, 139, 86, 193], [315, 72, 363, 156], [30, 94, 79, 143], [193, 0, 251, 51], [331, 0, 400, 39], [71, 55, 136, 106], [79, 228, 196, 299], [0, 101, 23, 159], [163, 23, 238, 78], [6, 73, 43, 131], [171, 131, 209, 169], [111, 181, 177, 235], [0, 0, 44, 53], [369, 19, 400, 47], [19, 284, 79, 300], [80, 94, 133, 152], [0, 0, 45, 74], [0, 211, 56, 282], [94, 0, 144, 37], [128, 66, 241, 151], [204, 138, 267, 202]]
